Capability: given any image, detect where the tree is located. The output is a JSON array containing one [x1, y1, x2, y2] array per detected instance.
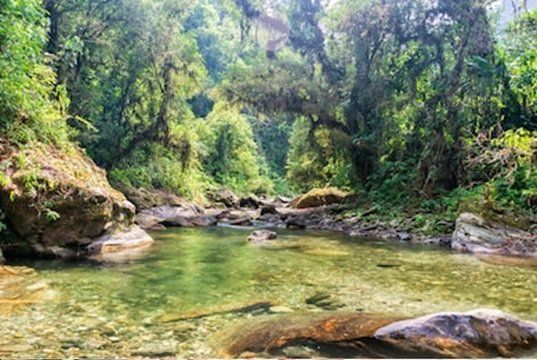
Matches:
[[0, 0, 69, 144]]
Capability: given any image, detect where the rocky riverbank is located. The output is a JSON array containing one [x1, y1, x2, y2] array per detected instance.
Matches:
[[127, 187, 535, 260]]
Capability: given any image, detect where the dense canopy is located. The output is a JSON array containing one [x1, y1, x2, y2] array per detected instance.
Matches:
[[0, 0, 535, 222]]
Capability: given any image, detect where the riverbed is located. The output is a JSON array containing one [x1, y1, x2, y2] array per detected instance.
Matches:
[[1, 227, 536, 358]]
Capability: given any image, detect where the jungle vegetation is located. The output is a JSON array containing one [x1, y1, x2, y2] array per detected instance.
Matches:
[[1, 0, 535, 226]]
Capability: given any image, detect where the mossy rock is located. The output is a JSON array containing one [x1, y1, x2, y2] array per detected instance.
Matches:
[[291, 187, 348, 209], [0, 140, 135, 259]]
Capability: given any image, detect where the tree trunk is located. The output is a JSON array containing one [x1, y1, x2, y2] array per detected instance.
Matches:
[[45, 0, 60, 55]]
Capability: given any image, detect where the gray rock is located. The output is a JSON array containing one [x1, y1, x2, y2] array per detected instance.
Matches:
[[282, 346, 319, 358], [248, 230, 277, 243], [88, 225, 153, 255], [240, 195, 261, 209], [136, 205, 216, 230], [374, 309, 537, 358], [452, 213, 536, 257], [260, 204, 278, 216], [208, 188, 239, 208], [397, 232, 412, 241]]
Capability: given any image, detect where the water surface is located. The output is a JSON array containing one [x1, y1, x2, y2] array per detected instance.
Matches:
[[1, 227, 536, 357]]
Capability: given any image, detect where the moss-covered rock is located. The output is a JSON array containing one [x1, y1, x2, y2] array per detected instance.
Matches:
[[290, 187, 348, 209], [0, 140, 149, 259]]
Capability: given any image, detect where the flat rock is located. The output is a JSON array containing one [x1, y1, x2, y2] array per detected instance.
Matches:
[[220, 312, 401, 358]]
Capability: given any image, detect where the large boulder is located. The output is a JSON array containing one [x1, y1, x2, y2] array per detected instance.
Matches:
[[220, 313, 401, 358], [452, 213, 537, 257], [117, 187, 188, 211], [208, 188, 239, 208], [290, 187, 348, 209], [374, 309, 537, 358], [0, 141, 151, 259], [221, 310, 537, 358], [136, 205, 217, 230]]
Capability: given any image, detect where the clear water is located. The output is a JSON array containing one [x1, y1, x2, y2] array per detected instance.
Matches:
[[1, 227, 536, 358]]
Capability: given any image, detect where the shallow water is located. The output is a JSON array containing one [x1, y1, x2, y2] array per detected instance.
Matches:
[[1, 227, 536, 358]]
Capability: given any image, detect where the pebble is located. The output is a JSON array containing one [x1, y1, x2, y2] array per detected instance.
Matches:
[[108, 336, 121, 343], [269, 306, 294, 313]]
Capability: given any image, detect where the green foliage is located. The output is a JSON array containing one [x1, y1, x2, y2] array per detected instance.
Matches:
[[287, 117, 352, 192], [0, 0, 70, 145], [249, 115, 292, 177], [503, 10, 537, 129], [201, 103, 273, 194], [44, 208, 61, 223], [2, 0, 532, 225], [110, 142, 209, 202]]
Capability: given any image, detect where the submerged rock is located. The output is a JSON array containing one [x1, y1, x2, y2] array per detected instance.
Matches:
[[160, 301, 274, 323], [452, 213, 537, 258], [247, 230, 277, 244], [0, 266, 55, 315], [475, 254, 537, 267], [0, 141, 149, 260], [305, 292, 345, 310], [374, 309, 537, 358]]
